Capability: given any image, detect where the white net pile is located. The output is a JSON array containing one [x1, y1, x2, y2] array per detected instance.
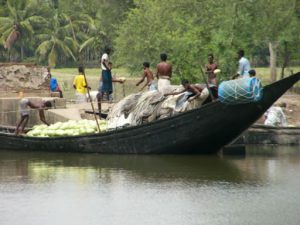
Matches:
[[107, 88, 210, 129]]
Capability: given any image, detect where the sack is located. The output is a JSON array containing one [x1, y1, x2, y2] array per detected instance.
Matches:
[[218, 77, 263, 105]]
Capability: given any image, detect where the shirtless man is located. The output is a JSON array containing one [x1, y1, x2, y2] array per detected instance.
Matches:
[[156, 53, 172, 94], [15, 98, 52, 135], [136, 62, 155, 91], [205, 53, 218, 85], [165, 79, 204, 102]]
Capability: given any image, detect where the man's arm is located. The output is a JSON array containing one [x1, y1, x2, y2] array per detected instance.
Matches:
[[164, 88, 186, 96], [27, 101, 49, 126], [39, 110, 49, 126], [73, 77, 77, 89], [136, 72, 146, 86], [188, 86, 202, 102], [102, 59, 110, 70]]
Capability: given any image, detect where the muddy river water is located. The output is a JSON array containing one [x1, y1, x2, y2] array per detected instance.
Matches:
[[1, 146, 300, 225]]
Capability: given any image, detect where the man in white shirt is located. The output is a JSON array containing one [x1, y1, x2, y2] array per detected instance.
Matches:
[[96, 47, 124, 118], [264, 103, 288, 127], [237, 49, 251, 78], [232, 49, 251, 79]]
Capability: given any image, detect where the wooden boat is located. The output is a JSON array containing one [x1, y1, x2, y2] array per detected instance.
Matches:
[[0, 72, 299, 154], [244, 124, 300, 145]]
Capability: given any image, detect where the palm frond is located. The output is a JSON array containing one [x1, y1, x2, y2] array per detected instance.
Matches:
[[56, 39, 76, 61], [79, 37, 95, 53], [64, 37, 79, 52], [27, 16, 48, 26], [36, 40, 52, 56], [0, 17, 14, 26], [7, 0, 18, 20], [20, 20, 34, 36]]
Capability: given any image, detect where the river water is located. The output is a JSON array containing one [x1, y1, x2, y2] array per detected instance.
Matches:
[[1, 146, 300, 225]]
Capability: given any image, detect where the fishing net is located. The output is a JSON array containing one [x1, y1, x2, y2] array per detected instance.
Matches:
[[107, 92, 143, 119], [218, 77, 263, 105], [107, 87, 210, 129], [130, 91, 165, 125]]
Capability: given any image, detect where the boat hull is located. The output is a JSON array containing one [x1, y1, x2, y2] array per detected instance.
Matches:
[[1, 72, 299, 154]]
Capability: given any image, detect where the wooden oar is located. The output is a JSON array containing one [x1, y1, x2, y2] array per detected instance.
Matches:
[[83, 71, 101, 132]]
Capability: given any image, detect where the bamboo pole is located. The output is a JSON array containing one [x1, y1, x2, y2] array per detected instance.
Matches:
[[83, 71, 101, 133]]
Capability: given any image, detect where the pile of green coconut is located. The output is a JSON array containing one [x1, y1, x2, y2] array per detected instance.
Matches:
[[26, 119, 107, 137]]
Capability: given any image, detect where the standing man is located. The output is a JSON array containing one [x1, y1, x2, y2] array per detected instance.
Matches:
[[205, 53, 218, 85], [99, 47, 112, 97], [97, 47, 124, 117], [156, 53, 172, 94], [73, 66, 88, 104], [136, 62, 156, 91], [235, 49, 251, 79]]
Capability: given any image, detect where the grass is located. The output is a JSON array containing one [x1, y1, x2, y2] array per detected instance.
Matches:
[[255, 67, 300, 86]]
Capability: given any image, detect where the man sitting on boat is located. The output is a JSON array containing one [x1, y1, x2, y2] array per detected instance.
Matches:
[[164, 79, 209, 111], [156, 53, 173, 94], [15, 97, 52, 136], [264, 103, 288, 127]]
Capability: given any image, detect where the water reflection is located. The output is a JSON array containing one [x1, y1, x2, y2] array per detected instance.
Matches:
[[0, 150, 246, 184], [1, 147, 300, 225]]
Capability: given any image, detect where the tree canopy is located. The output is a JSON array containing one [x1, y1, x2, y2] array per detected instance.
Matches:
[[0, 0, 299, 81]]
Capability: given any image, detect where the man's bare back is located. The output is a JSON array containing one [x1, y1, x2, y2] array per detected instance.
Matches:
[[156, 62, 172, 78], [145, 68, 154, 82]]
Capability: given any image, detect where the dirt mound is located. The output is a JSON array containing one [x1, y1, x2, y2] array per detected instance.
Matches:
[[0, 65, 49, 91]]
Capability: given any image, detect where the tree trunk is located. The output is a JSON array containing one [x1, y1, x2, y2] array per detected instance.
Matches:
[[20, 45, 24, 61], [269, 41, 278, 82], [280, 41, 290, 79]]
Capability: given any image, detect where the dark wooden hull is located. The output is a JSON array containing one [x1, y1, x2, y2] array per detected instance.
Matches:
[[244, 124, 300, 145], [1, 72, 299, 154]]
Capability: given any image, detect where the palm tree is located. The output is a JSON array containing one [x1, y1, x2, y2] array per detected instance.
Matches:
[[35, 11, 77, 67], [0, 0, 48, 60], [36, 4, 101, 67]]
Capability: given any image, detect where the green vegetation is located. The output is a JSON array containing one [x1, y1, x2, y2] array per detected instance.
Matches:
[[0, 0, 300, 83]]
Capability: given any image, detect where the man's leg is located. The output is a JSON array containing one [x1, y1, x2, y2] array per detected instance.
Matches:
[[15, 115, 28, 135], [20, 116, 29, 135], [15, 116, 25, 135]]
